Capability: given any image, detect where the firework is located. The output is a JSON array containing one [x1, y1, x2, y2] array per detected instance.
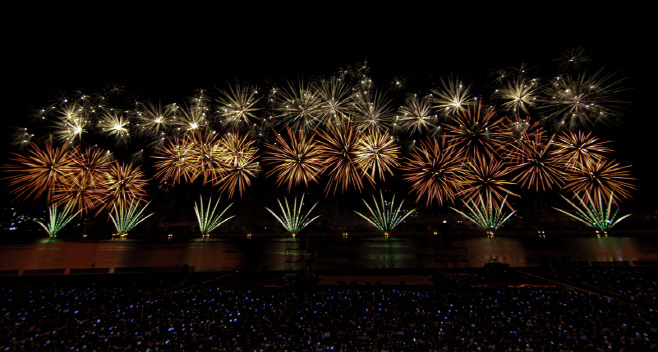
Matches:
[[556, 47, 592, 70], [100, 161, 149, 211], [194, 195, 235, 238], [153, 136, 196, 185], [450, 192, 517, 234], [541, 68, 627, 130], [109, 200, 153, 238], [187, 130, 227, 185], [354, 191, 415, 233], [552, 131, 612, 169], [263, 127, 326, 192], [2, 139, 76, 202], [353, 89, 394, 132], [275, 80, 323, 132], [51, 101, 89, 143], [429, 76, 473, 116], [459, 156, 519, 206], [315, 77, 355, 125], [135, 100, 174, 134], [507, 134, 564, 192], [444, 103, 503, 161], [265, 194, 320, 234], [316, 121, 364, 195], [553, 191, 631, 233], [493, 77, 539, 115], [400, 138, 464, 207], [214, 132, 259, 198], [172, 103, 209, 133], [216, 81, 261, 129], [498, 115, 545, 163], [354, 130, 400, 184], [98, 111, 130, 140], [562, 158, 636, 205], [397, 94, 436, 136], [35, 203, 81, 238]]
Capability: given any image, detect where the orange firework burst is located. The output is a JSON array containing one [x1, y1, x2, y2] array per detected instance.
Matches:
[[354, 130, 400, 184], [507, 134, 565, 192], [50, 146, 112, 214], [459, 156, 519, 206], [498, 115, 545, 163], [186, 131, 226, 185], [399, 138, 465, 207], [317, 121, 364, 195], [552, 131, 613, 169], [153, 137, 196, 185], [263, 127, 326, 192], [444, 102, 504, 161], [213, 132, 259, 199], [100, 161, 150, 211], [2, 139, 76, 202], [562, 158, 636, 205]]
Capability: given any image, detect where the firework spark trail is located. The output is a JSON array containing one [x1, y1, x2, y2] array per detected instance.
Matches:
[[354, 191, 415, 232], [265, 194, 320, 234], [553, 191, 631, 232], [35, 203, 81, 238], [194, 195, 235, 237], [109, 200, 153, 237], [450, 192, 516, 233], [399, 138, 465, 207], [263, 127, 326, 192]]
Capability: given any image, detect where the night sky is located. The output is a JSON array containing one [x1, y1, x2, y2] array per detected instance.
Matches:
[[5, 2, 655, 213]]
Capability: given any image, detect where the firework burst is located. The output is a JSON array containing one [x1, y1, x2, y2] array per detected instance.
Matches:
[[275, 81, 323, 132], [542, 68, 627, 130], [354, 130, 400, 184], [216, 81, 261, 129], [265, 194, 320, 234], [507, 135, 564, 192], [552, 131, 612, 169], [316, 77, 355, 125], [493, 77, 539, 115], [399, 138, 465, 207], [214, 132, 259, 198], [153, 136, 196, 185], [562, 158, 636, 205], [554, 191, 631, 233], [263, 127, 326, 192], [194, 195, 235, 238], [429, 76, 473, 116], [2, 139, 76, 202], [444, 103, 504, 161], [100, 161, 149, 211], [354, 191, 415, 233], [353, 89, 394, 133], [135, 100, 174, 135], [459, 156, 519, 206], [317, 121, 364, 195], [397, 94, 436, 136]]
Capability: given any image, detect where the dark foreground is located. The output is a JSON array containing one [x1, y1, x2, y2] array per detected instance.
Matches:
[[1, 268, 657, 351]]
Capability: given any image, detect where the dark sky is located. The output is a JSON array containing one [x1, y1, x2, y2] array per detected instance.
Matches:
[[6, 1, 656, 212]]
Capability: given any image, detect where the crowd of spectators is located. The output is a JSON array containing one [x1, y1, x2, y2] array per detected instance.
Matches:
[[1, 268, 657, 351], [527, 267, 657, 303]]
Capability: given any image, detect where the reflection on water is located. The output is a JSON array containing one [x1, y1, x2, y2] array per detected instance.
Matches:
[[0, 235, 657, 271]]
